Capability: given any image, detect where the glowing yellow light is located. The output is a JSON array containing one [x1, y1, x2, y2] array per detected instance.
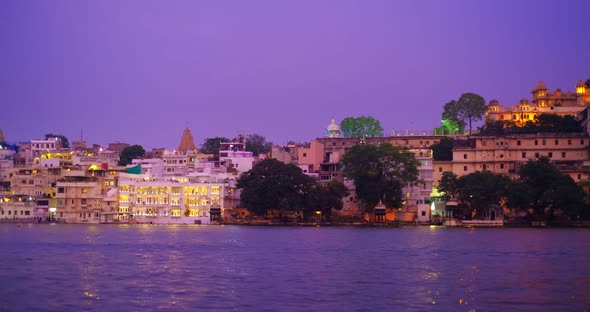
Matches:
[[315, 211, 321, 215]]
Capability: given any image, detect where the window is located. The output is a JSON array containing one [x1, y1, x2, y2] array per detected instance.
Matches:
[[58, 187, 64, 193], [568, 139, 572, 145], [421, 211, 426, 216], [522, 152, 527, 158], [82, 188, 87, 194], [500, 154, 504, 158], [303, 153, 307, 157], [438, 167, 443, 172], [578, 174, 582, 180], [483, 164, 487, 170], [555, 140, 559, 145], [463, 154, 467, 159], [535, 153, 539, 158], [548, 152, 552, 158], [463, 166, 468, 171], [500, 164, 504, 169], [562, 152, 566, 158], [581, 140, 585, 145], [535, 140, 538, 146], [542, 140, 546, 146], [81, 199, 87, 205]]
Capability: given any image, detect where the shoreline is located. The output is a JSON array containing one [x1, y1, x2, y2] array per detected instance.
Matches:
[[2, 218, 590, 228]]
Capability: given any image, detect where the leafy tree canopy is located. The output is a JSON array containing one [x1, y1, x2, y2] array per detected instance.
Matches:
[[441, 100, 465, 133], [456, 171, 511, 219], [200, 137, 229, 155], [430, 137, 454, 161], [246, 134, 272, 157], [457, 93, 487, 134], [237, 158, 317, 215], [340, 116, 384, 138], [44, 133, 70, 148], [507, 158, 586, 221], [118, 145, 145, 166], [586, 79, 590, 88], [437, 171, 458, 201], [341, 143, 420, 213], [308, 180, 349, 221]]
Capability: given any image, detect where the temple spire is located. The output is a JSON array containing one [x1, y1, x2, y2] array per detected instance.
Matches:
[[178, 128, 197, 152]]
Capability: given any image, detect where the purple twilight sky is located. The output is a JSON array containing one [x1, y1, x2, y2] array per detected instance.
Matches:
[[1, 0, 589, 150]]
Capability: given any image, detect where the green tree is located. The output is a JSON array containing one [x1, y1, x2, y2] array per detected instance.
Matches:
[[341, 143, 420, 219], [456, 171, 511, 219], [441, 100, 465, 133], [118, 145, 145, 166], [508, 158, 586, 222], [200, 137, 229, 154], [246, 134, 272, 156], [430, 137, 454, 161], [44, 133, 70, 148], [308, 180, 349, 222], [237, 158, 316, 216], [457, 93, 487, 134], [340, 116, 384, 138], [437, 171, 458, 201], [585, 79, 590, 89]]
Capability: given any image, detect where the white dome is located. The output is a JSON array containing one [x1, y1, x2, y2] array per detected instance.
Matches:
[[327, 118, 340, 131]]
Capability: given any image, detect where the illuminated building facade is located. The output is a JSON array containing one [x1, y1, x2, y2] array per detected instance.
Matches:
[[486, 80, 590, 125], [117, 173, 227, 224]]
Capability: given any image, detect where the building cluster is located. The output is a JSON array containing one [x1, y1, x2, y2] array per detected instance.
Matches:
[[1, 80, 590, 224], [0, 130, 252, 224]]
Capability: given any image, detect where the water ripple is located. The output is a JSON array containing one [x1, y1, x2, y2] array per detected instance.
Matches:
[[0, 225, 589, 311]]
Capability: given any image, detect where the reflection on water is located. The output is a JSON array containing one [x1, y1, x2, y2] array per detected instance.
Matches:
[[0, 225, 589, 311]]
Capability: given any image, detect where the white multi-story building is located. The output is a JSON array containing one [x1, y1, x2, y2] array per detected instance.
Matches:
[[29, 137, 62, 163], [116, 173, 229, 224]]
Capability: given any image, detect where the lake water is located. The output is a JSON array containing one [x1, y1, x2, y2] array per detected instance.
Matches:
[[0, 224, 589, 311]]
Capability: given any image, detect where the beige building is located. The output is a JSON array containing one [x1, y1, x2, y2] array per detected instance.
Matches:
[[434, 133, 590, 183], [486, 80, 590, 125], [55, 175, 117, 223], [0, 195, 36, 220], [8, 167, 61, 197]]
